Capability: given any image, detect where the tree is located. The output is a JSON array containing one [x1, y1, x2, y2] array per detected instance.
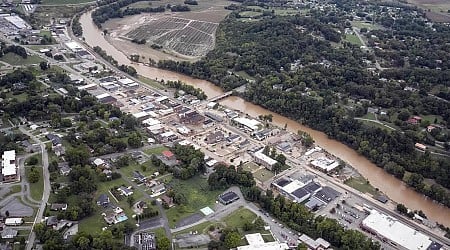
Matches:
[[156, 235, 171, 250], [27, 156, 39, 165], [127, 196, 135, 207], [224, 231, 241, 248], [39, 61, 50, 71], [28, 167, 40, 183]]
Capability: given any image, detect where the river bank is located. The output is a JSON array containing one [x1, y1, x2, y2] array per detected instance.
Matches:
[[78, 10, 450, 226]]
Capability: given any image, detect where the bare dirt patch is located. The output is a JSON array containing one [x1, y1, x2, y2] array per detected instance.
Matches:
[[406, 0, 450, 22]]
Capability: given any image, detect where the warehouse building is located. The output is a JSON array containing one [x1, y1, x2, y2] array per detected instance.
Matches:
[[361, 210, 433, 250]]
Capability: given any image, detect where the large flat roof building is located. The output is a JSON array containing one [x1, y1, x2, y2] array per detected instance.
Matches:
[[237, 233, 289, 250], [361, 210, 432, 250], [253, 150, 277, 170], [233, 117, 261, 131], [2, 150, 18, 182]]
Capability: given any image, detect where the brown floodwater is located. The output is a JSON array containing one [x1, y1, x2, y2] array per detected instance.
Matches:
[[80, 11, 450, 226]]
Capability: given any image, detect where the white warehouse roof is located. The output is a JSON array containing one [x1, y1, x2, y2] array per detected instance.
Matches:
[[2, 150, 16, 176], [65, 41, 83, 52], [362, 210, 432, 250], [233, 117, 261, 131], [237, 233, 289, 250]]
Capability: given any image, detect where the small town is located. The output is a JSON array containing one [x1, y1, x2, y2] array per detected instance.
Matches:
[[0, 0, 450, 249]]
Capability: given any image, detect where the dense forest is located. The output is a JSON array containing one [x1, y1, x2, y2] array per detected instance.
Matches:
[[157, 10, 450, 207]]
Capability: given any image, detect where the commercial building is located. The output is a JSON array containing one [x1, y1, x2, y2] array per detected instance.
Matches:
[[4, 15, 30, 29], [2, 150, 18, 182], [253, 150, 278, 170], [310, 157, 340, 173], [237, 233, 289, 250], [65, 41, 84, 52], [298, 234, 330, 250], [232, 117, 261, 131], [218, 191, 239, 205], [361, 210, 432, 250]]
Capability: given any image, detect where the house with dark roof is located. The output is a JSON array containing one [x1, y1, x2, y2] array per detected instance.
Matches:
[[53, 145, 65, 157], [133, 171, 146, 183], [50, 203, 67, 211], [58, 162, 71, 176], [97, 194, 110, 207], [46, 134, 62, 147], [46, 216, 59, 227]]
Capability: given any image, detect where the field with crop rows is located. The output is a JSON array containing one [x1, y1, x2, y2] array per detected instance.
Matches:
[[125, 17, 218, 57]]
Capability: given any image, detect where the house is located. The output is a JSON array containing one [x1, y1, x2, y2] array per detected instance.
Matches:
[[407, 116, 422, 125], [427, 125, 436, 132], [205, 131, 225, 145], [151, 183, 166, 194], [58, 162, 71, 176], [46, 216, 59, 227], [97, 194, 110, 207], [227, 134, 240, 143], [53, 145, 65, 157], [117, 186, 133, 196], [160, 195, 175, 208], [133, 171, 146, 183], [134, 200, 148, 214], [46, 134, 62, 146], [93, 158, 106, 168], [50, 203, 68, 211], [161, 150, 175, 160]]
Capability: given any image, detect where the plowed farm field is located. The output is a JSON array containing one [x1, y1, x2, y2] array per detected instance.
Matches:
[[126, 17, 218, 57]]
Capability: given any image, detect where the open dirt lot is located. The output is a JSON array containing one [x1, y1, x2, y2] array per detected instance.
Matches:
[[103, 0, 231, 61]]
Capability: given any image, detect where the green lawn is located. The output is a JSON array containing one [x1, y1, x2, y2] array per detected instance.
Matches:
[[242, 162, 260, 172], [138, 75, 164, 90], [173, 221, 218, 236], [422, 114, 442, 124], [165, 176, 223, 228], [253, 168, 274, 183], [222, 208, 256, 229], [351, 21, 380, 30], [362, 112, 376, 120], [39, 30, 52, 37], [79, 211, 107, 234], [0, 53, 43, 65], [344, 176, 379, 196], [344, 34, 363, 46], [9, 185, 22, 194], [26, 166, 44, 201]]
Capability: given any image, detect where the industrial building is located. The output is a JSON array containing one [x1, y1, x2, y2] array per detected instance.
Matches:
[[2, 150, 18, 182], [361, 210, 433, 250], [237, 233, 289, 250], [3, 15, 30, 29]]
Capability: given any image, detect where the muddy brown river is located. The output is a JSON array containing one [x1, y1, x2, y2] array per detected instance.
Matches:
[[80, 11, 450, 226]]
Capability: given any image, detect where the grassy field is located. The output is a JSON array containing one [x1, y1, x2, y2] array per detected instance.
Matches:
[[242, 162, 260, 172], [9, 185, 22, 195], [222, 208, 256, 229], [26, 166, 44, 201], [344, 176, 379, 196], [0, 53, 43, 66], [253, 168, 274, 183], [138, 75, 165, 90], [344, 34, 363, 46], [165, 176, 222, 228]]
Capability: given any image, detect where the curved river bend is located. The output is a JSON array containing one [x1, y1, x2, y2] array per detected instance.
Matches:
[[79, 11, 450, 226]]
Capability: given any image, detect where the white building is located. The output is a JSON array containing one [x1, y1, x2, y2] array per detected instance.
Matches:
[[233, 117, 261, 131], [361, 210, 432, 250], [237, 233, 289, 250], [65, 41, 84, 52], [2, 150, 18, 182], [253, 150, 277, 170], [142, 118, 160, 126], [4, 218, 23, 226], [4, 15, 30, 29], [310, 157, 339, 172]]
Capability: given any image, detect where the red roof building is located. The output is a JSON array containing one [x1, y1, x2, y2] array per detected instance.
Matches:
[[162, 150, 175, 160]]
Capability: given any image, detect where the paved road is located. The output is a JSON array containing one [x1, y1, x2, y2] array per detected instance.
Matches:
[[20, 127, 51, 250]]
